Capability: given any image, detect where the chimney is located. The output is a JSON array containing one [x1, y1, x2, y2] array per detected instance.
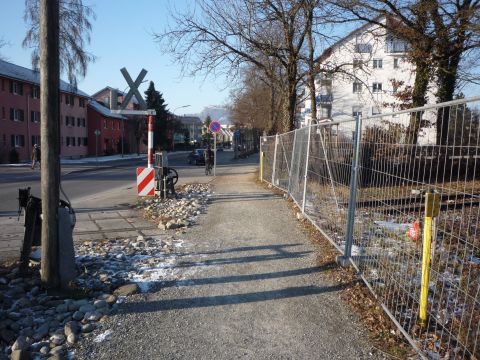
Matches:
[[109, 88, 118, 110]]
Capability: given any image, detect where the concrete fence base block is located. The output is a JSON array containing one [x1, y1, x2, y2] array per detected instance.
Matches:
[[335, 255, 351, 268], [58, 207, 77, 288]]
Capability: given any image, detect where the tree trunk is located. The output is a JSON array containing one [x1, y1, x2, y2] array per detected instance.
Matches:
[[40, 0, 60, 288], [406, 60, 430, 145], [306, 7, 316, 125], [286, 62, 298, 132], [435, 53, 460, 145]]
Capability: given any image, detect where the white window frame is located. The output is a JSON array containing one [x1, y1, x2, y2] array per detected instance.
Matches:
[[373, 59, 383, 69], [12, 134, 25, 148], [353, 82, 362, 93], [372, 82, 383, 93]]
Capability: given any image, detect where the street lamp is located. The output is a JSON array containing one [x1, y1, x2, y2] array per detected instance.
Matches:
[[171, 105, 191, 151]]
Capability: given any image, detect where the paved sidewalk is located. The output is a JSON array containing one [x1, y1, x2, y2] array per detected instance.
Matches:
[[77, 161, 381, 359]]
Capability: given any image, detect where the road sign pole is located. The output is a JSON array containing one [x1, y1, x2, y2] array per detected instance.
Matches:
[[147, 115, 154, 168], [214, 132, 217, 176]]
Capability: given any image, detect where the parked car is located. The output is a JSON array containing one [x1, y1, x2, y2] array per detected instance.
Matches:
[[187, 149, 205, 165]]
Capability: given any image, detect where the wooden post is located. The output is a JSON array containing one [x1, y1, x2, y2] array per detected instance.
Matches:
[[40, 0, 60, 288]]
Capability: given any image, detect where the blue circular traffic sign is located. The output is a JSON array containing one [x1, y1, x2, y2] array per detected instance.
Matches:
[[209, 120, 221, 133]]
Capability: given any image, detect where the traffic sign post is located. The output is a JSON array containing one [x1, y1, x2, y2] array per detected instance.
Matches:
[[94, 129, 101, 164], [209, 121, 221, 176]]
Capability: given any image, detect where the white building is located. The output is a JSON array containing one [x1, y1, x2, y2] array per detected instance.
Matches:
[[299, 18, 435, 138]]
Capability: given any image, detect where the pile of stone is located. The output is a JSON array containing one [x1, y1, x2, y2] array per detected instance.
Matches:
[[0, 267, 119, 359], [0, 234, 181, 359], [141, 183, 212, 230]]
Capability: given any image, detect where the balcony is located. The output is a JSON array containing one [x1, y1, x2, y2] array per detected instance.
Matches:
[[316, 94, 333, 104], [355, 43, 372, 53], [385, 40, 409, 53]]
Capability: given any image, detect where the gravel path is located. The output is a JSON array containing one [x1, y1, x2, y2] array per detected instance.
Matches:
[[77, 160, 382, 359]]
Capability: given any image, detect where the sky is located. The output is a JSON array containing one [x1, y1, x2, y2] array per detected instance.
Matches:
[[0, 0, 230, 115]]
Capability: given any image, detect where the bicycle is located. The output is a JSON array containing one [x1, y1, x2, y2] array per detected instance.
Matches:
[[205, 161, 213, 175]]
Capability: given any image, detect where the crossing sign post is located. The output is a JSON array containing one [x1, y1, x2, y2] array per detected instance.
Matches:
[[209, 120, 221, 176]]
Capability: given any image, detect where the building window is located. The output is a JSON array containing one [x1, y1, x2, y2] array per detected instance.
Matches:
[[10, 81, 23, 95], [31, 86, 40, 99], [72, 137, 76, 146], [352, 107, 362, 118], [77, 117, 81, 127], [78, 137, 81, 146], [79, 98, 85, 107], [83, 118, 86, 127], [65, 94, 74, 106], [31, 135, 40, 147], [31, 111, 40, 123], [394, 58, 400, 69], [10, 108, 24, 122], [319, 106, 331, 119], [353, 82, 362, 93], [372, 82, 383, 93], [353, 59, 363, 69], [83, 137, 88, 146], [11, 134, 25, 147], [103, 120, 107, 129], [372, 106, 381, 115], [373, 59, 383, 69]]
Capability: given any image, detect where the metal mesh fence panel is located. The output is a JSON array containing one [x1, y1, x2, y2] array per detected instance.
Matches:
[[354, 99, 480, 359], [273, 131, 295, 189], [303, 122, 356, 250], [260, 97, 480, 359], [289, 126, 310, 209], [261, 135, 276, 184]]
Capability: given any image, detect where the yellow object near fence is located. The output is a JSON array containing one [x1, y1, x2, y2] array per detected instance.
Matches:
[[419, 192, 441, 328]]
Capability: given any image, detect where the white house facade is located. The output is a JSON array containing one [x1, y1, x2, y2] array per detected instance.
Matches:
[[299, 18, 436, 143]]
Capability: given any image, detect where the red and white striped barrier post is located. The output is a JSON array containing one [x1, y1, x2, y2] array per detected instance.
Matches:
[[147, 114, 154, 168]]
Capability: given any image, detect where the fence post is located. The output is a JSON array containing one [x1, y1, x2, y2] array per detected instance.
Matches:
[[287, 130, 297, 197], [259, 136, 264, 182], [271, 134, 279, 185], [301, 124, 312, 213], [337, 115, 362, 267]]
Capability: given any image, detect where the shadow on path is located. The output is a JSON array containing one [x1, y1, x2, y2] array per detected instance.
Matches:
[[174, 250, 312, 269], [161, 262, 337, 288], [122, 283, 351, 313]]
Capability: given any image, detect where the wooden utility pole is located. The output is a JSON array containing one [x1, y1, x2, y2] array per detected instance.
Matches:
[[40, 0, 60, 288]]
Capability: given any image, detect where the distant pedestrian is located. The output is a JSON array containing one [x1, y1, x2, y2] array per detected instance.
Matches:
[[31, 144, 40, 170]]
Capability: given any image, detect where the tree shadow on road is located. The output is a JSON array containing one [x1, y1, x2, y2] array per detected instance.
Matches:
[[120, 282, 351, 313], [161, 262, 336, 288]]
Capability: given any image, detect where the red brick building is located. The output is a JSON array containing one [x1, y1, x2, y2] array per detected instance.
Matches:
[[87, 100, 128, 156], [91, 86, 147, 154], [0, 59, 89, 162]]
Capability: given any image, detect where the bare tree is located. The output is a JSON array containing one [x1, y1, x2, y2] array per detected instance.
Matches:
[[229, 65, 283, 133], [0, 38, 8, 60], [23, 0, 95, 86], [332, 0, 480, 144], [154, 0, 313, 132]]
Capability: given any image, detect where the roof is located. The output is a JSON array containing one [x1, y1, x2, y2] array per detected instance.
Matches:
[[317, 15, 385, 64], [0, 59, 90, 97], [177, 116, 202, 125], [88, 100, 127, 120], [91, 86, 140, 104]]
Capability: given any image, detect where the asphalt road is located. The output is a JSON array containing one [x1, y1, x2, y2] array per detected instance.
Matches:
[[0, 150, 244, 216]]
